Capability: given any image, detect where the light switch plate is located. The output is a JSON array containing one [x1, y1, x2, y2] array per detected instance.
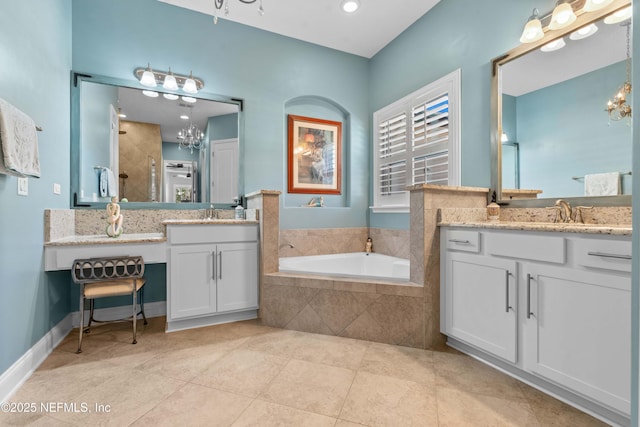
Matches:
[[17, 177, 28, 196], [53, 183, 61, 194]]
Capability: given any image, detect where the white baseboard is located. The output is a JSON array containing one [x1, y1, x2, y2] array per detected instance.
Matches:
[[70, 301, 166, 328], [0, 314, 73, 403], [0, 302, 167, 404]]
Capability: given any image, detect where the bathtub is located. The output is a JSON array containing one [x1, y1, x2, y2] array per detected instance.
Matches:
[[279, 252, 409, 282]]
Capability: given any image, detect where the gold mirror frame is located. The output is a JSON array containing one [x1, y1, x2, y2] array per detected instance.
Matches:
[[491, 0, 632, 207]]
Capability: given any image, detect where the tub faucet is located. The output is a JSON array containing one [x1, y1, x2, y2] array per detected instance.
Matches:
[[555, 199, 573, 223]]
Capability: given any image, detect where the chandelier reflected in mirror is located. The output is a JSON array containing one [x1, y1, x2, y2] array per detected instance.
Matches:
[[213, 0, 264, 24], [607, 21, 632, 123], [178, 122, 205, 153]]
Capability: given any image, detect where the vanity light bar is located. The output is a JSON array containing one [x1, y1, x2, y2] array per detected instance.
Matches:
[[133, 68, 204, 92]]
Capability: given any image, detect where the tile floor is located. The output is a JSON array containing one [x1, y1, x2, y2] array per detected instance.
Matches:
[[1, 317, 608, 426]]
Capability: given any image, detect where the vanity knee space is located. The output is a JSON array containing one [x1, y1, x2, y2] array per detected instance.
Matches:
[[440, 226, 631, 418]]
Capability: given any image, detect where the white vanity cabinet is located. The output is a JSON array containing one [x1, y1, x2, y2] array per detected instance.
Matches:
[[166, 223, 259, 331], [441, 226, 631, 421], [445, 249, 518, 363]]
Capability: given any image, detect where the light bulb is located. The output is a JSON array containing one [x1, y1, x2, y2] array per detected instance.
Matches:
[[163, 93, 179, 100], [182, 96, 197, 103], [570, 24, 598, 40], [604, 6, 632, 24], [549, 2, 576, 30], [163, 68, 179, 91], [541, 38, 566, 52], [142, 90, 159, 98], [519, 9, 543, 44], [341, 0, 360, 13], [183, 73, 198, 94], [583, 0, 614, 12], [140, 64, 157, 87]]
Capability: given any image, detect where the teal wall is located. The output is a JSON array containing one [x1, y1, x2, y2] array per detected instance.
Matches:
[[0, 0, 72, 374], [209, 113, 239, 141], [71, 0, 370, 230], [516, 61, 632, 198], [368, 0, 544, 229], [502, 95, 518, 189], [79, 82, 119, 201], [162, 141, 199, 163]]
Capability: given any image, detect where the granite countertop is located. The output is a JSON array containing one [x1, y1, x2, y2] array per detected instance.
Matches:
[[45, 233, 167, 246], [438, 221, 632, 236], [162, 219, 259, 225]]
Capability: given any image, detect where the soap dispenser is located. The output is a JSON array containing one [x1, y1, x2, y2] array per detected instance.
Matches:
[[234, 197, 245, 220]]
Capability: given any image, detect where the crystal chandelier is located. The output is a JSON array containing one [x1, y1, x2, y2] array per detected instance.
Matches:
[[213, 0, 264, 24], [177, 122, 205, 153], [606, 22, 632, 122]]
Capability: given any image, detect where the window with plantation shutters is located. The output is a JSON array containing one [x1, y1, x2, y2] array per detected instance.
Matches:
[[373, 69, 460, 212]]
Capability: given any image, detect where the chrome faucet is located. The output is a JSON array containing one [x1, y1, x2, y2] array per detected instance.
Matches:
[[555, 199, 573, 223]]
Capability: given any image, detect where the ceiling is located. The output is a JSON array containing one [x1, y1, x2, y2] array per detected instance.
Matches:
[[502, 18, 628, 97], [118, 87, 238, 143], [158, 0, 441, 58]]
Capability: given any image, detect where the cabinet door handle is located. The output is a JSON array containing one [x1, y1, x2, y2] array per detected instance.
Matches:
[[587, 251, 632, 260], [212, 251, 216, 280], [448, 239, 471, 244], [505, 271, 512, 313], [218, 251, 223, 280], [526, 273, 533, 319]]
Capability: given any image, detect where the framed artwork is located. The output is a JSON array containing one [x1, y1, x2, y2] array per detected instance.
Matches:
[[287, 114, 342, 195]]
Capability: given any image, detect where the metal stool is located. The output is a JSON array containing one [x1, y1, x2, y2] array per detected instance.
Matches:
[[71, 256, 147, 353]]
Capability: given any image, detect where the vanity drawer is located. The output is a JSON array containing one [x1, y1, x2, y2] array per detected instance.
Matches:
[[486, 231, 565, 264], [445, 230, 480, 253], [575, 238, 632, 273], [168, 224, 258, 245]]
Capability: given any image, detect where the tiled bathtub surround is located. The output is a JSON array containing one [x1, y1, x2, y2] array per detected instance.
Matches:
[[409, 185, 490, 349], [265, 185, 492, 350], [367, 228, 410, 259], [279, 228, 368, 257], [279, 228, 410, 259], [261, 273, 425, 348]]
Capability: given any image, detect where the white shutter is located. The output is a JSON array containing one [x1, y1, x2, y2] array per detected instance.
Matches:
[[377, 110, 408, 196], [411, 93, 449, 185], [372, 69, 460, 212]]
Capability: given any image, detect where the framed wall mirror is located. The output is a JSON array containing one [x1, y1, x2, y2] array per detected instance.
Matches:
[[71, 73, 243, 208], [491, 0, 632, 206]]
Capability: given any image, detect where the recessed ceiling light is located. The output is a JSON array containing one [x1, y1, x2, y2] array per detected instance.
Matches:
[[181, 96, 197, 103], [570, 24, 598, 41], [142, 90, 159, 98], [604, 6, 632, 24], [180, 115, 189, 120], [163, 93, 179, 100], [341, 0, 360, 13], [540, 38, 566, 52]]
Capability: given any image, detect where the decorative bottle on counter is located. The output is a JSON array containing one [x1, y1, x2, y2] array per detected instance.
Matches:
[[235, 204, 245, 220]]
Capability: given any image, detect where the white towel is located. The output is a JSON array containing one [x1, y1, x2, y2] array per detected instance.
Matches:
[[99, 167, 116, 198], [0, 97, 40, 177], [584, 172, 620, 196]]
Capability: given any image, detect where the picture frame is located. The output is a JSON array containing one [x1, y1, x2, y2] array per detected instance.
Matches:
[[287, 114, 342, 195]]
